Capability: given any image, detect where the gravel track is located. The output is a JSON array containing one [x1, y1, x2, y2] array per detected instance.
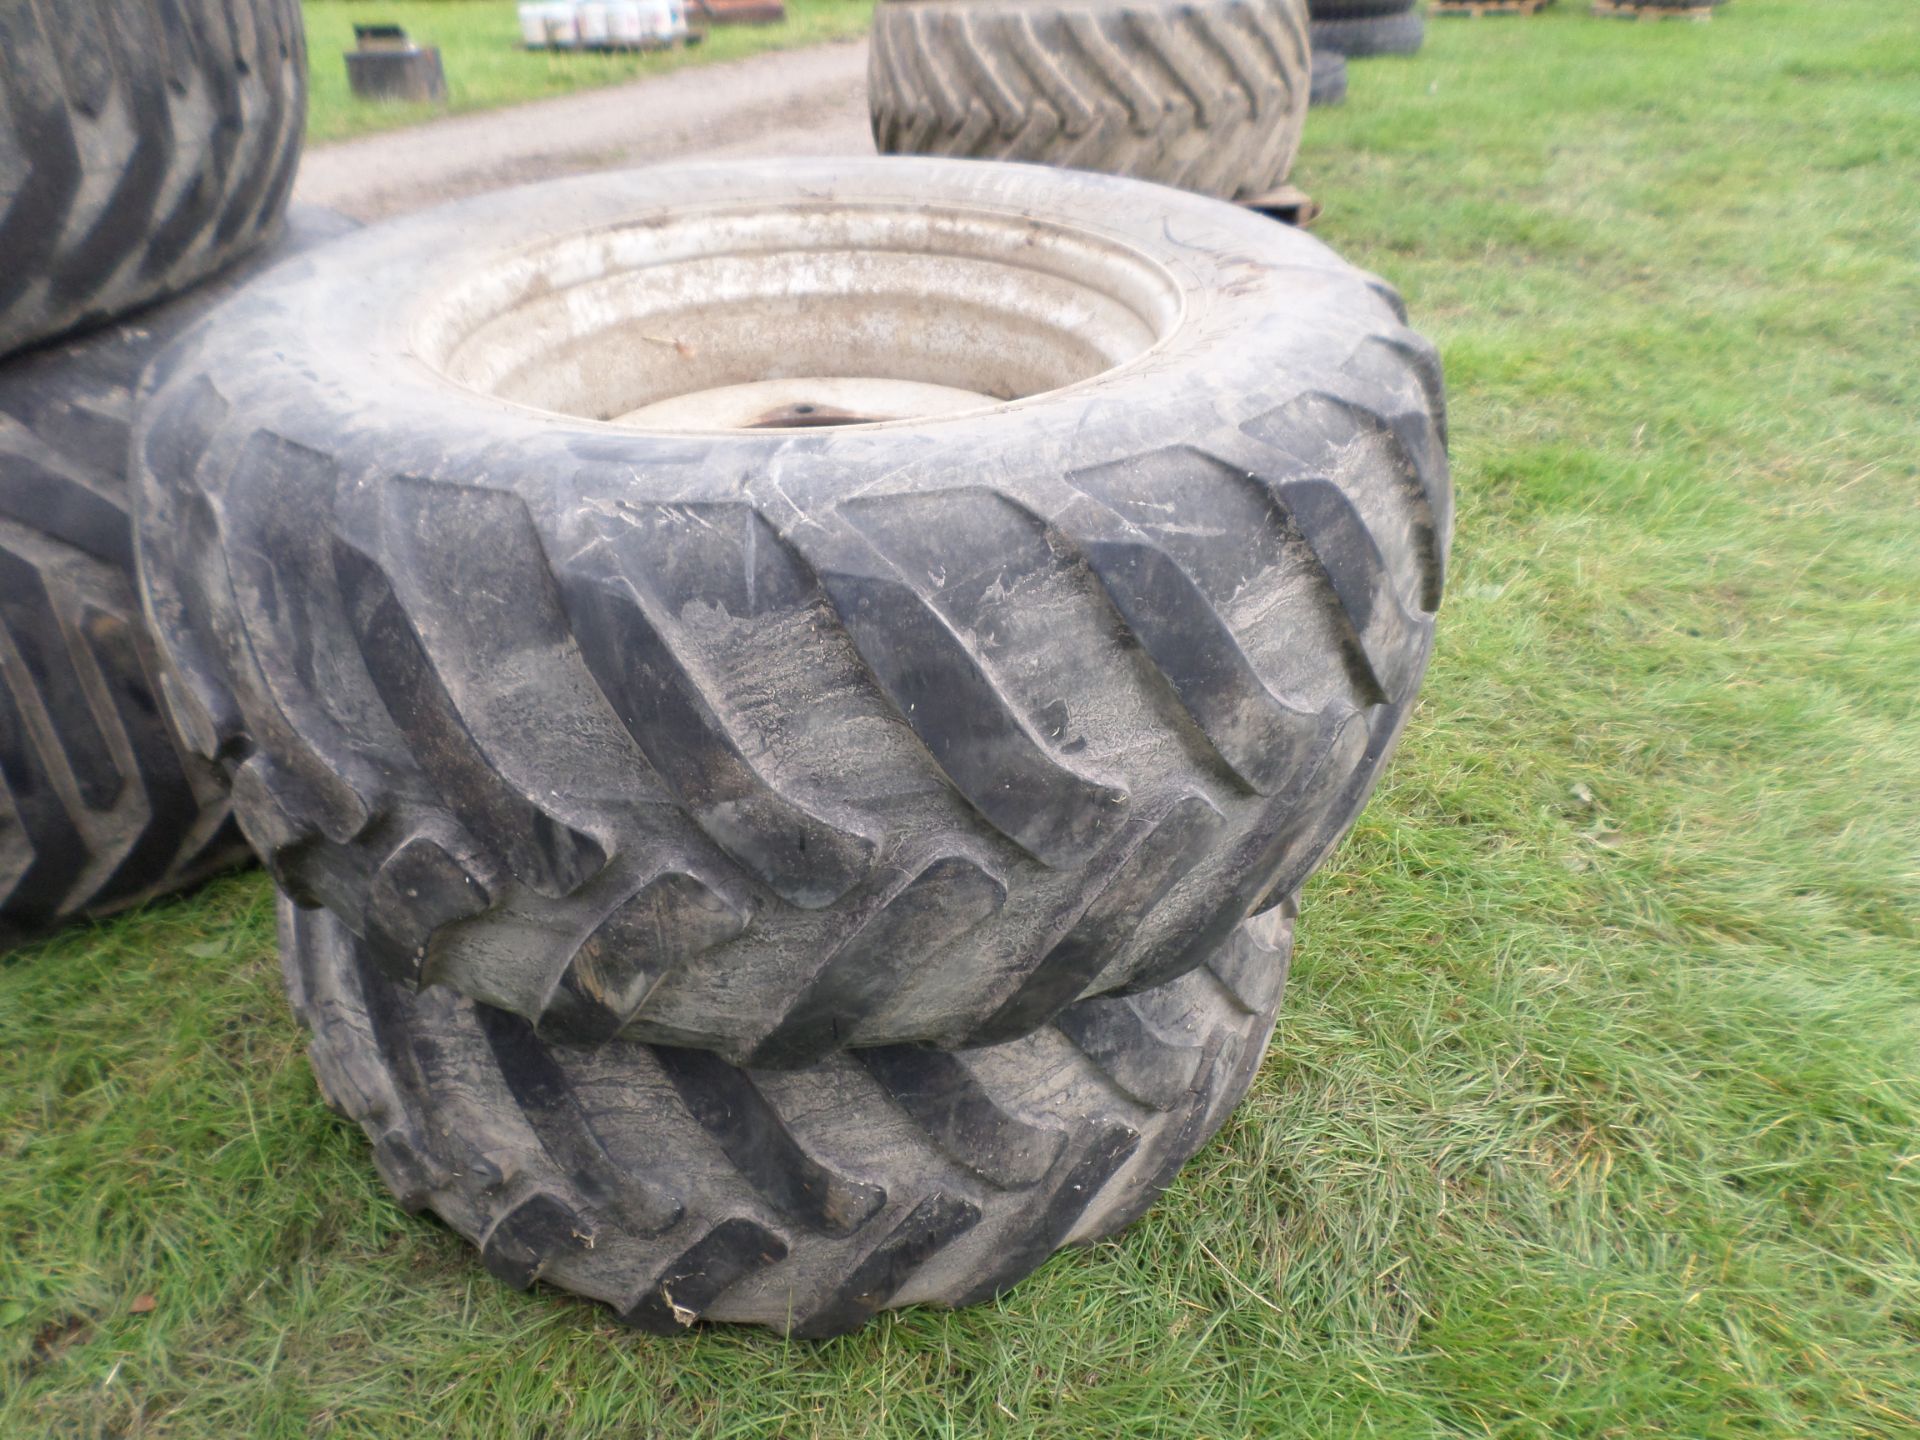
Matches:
[[293, 41, 875, 220]]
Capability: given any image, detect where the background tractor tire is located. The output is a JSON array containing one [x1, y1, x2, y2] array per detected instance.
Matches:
[[1310, 11, 1426, 56], [0, 0, 308, 361], [1309, 48, 1349, 106], [0, 208, 352, 949], [134, 159, 1449, 1065], [286, 895, 1296, 1336], [868, 0, 1313, 201], [1306, 0, 1415, 17]]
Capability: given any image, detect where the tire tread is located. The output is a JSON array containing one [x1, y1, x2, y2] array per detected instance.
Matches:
[[0, 0, 307, 359], [869, 0, 1312, 200], [285, 899, 1294, 1334]]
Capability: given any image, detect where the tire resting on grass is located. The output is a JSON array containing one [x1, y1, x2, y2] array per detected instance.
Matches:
[[133, 160, 1449, 1062], [1310, 11, 1426, 57], [0, 0, 309, 360], [868, 0, 1313, 200], [285, 894, 1295, 1335], [1309, 49, 1348, 107], [0, 209, 353, 949]]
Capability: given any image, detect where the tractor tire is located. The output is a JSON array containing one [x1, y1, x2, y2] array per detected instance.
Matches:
[[0, 0, 308, 360], [1306, 0, 1414, 17], [1310, 11, 1426, 56], [868, 0, 1313, 200], [134, 159, 1449, 1064], [1309, 48, 1349, 106], [285, 894, 1296, 1336], [0, 208, 353, 949]]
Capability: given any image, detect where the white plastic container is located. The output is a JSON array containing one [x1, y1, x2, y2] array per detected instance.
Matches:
[[543, 2, 580, 48], [606, 2, 638, 46], [635, 0, 680, 41], [518, 3, 550, 48], [577, 3, 611, 46]]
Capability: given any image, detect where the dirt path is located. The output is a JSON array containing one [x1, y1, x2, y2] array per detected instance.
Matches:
[[294, 40, 875, 221]]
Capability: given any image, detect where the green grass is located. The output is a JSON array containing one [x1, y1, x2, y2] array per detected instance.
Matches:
[[5, 0, 1920, 1433], [302, 0, 875, 142]]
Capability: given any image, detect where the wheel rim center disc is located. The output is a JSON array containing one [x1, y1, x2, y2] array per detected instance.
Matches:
[[612, 376, 995, 429]]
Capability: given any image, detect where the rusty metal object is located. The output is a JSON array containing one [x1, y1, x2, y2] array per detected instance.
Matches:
[[694, 0, 788, 25]]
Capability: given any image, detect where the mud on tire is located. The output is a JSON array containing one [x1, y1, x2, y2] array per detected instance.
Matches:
[[0, 0, 308, 360], [287, 895, 1295, 1335], [134, 159, 1449, 1064]]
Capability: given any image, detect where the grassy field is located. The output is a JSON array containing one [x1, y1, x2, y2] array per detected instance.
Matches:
[[5, 0, 1919, 1434], [302, 0, 874, 142]]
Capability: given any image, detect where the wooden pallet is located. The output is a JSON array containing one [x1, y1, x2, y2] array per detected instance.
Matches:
[[1435, 0, 1554, 17], [1239, 186, 1322, 229], [1590, 0, 1719, 20]]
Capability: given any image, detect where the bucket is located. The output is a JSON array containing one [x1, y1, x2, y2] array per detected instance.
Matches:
[[637, 0, 678, 39], [578, 3, 612, 45], [543, 2, 580, 48], [609, 3, 646, 45]]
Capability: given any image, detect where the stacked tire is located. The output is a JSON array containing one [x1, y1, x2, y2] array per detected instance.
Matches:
[[867, 0, 1315, 200], [287, 899, 1302, 1334], [1310, 48, 1350, 107], [132, 157, 1452, 1332], [1309, 0, 1426, 59], [8, 6, 1449, 1341], [0, 0, 309, 946]]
